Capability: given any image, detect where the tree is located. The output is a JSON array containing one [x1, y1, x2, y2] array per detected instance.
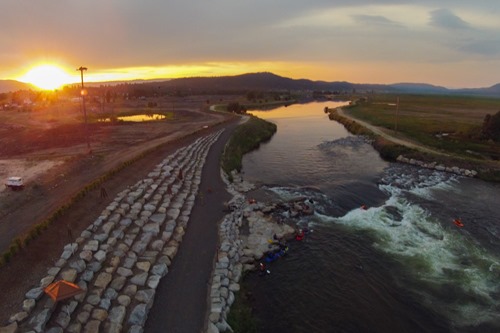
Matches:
[[0, 92, 8, 102], [481, 111, 500, 142], [106, 90, 112, 103], [246, 91, 256, 101], [227, 102, 246, 114]]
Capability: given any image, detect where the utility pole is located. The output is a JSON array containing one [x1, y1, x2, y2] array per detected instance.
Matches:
[[77, 66, 90, 151], [394, 96, 400, 135]]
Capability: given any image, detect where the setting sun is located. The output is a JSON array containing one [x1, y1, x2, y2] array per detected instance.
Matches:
[[18, 65, 73, 90]]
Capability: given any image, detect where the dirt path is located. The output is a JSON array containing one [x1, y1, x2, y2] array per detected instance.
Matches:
[[337, 108, 448, 156]]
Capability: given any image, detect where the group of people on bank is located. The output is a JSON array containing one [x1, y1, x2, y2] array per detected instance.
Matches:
[[258, 228, 311, 276]]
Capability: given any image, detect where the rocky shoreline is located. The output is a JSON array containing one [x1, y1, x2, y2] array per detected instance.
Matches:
[[0, 130, 308, 333], [206, 171, 314, 333], [396, 155, 478, 177]]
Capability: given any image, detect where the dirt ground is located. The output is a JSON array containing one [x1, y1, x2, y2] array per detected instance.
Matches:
[[0, 96, 236, 325]]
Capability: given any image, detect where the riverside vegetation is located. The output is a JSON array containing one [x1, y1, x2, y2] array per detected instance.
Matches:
[[219, 115, 277, 333], [328, 94, 500, 181], [221, 116, 277, 179]]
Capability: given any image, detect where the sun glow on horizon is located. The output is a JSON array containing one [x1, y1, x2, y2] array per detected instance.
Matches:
[[18, 65, 74, 90], [84, 62, 290, 82], [10, 59, 476, 90]]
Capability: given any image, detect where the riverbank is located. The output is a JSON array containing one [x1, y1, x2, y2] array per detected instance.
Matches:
[[221, 115, 277, 180], [328, 107, 500, 181], [206, 171, 318, 333], [208, 101, 500, 333]]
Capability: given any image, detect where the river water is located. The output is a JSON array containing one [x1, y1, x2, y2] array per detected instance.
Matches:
[[241, 101, 500, 333]]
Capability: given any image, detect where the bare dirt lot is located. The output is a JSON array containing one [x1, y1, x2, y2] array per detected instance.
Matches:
[[0, 96, 236, 324]]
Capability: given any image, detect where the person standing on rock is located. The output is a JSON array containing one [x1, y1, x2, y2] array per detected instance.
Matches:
[[67, 224, 73, 243], [99, 186, 108, 202], [258, 262, 270, 276], [199, 190, 205, 206]]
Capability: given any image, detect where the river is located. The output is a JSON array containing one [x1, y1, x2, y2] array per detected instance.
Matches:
[[241, 101, 500, 333]]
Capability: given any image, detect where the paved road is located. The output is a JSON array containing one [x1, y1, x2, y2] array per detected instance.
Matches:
[[145, 121, 240, 333]]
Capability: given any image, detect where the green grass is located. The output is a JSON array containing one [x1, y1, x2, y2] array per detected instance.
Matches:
[[221, 116, 277, 178], [346, 94, 500, 160], [227, 283, 260, 333], [242, 100, 296, 110], [215, 100, 296, 112], [334, 94, 500, 182]]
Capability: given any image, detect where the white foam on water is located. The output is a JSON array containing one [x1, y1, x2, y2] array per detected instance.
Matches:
[[317, 136, 370, 150], [268, 186, 304, 201], [268, 186, 330, 209], [317, 179, 500, 328], [409, 177, 459, 200], [265, 165, 500, 328]]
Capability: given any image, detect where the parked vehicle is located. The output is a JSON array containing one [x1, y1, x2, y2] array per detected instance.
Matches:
[[5, 177, 24, 190]]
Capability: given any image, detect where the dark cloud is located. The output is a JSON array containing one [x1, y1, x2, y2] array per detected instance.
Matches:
[[458, 37, 500, 56], [351, 15, 401, 26], [429, 8, 470, 30], [426, 8, 500, 56]]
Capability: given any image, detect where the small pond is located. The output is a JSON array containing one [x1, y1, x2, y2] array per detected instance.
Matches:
[[98, 114, 167, 122]]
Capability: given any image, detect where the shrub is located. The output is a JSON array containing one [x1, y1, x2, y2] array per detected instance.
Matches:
[[227, 288, 259, 333], [481, 111, 500, 142], [2, 252, 12, 264], [14, 238, 22, 250], [222, 116, 277, 174], [372, 137, 413, 161]]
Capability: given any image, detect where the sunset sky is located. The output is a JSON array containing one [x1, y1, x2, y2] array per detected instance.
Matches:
[[1, 0, 499, 88]]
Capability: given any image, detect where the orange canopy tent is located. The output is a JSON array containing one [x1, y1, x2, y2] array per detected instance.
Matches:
[[44, 280, 83, 302]]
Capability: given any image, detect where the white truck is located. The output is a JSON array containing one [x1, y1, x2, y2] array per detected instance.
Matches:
[[5, 177, 24, 190]]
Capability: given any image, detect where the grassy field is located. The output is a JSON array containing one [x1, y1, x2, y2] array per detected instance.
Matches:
[[213, 100, 295, 112], [329, 94, 500, 181], [346, 94, 500, 161]]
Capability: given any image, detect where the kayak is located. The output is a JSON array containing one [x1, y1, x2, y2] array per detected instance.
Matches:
[[295, 232, 304, 241], [265, 252, 281, 263], [454, 219, 464, 228]]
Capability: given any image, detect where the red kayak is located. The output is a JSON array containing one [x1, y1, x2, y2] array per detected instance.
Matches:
[[453, 219, 464, 228]]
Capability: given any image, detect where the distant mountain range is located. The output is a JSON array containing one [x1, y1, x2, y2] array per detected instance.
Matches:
[[1, 72, 499, 96], [157, 72, 500, 96], [0, 80, 35, 94]]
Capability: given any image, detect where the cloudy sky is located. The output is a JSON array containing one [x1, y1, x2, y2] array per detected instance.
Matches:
[[1, 0, 500, 88]]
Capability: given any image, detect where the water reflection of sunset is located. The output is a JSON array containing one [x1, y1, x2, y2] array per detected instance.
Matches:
[[99, 114, 167, 122], [248, 101, 348, 120], [248, 107, 306, 120]]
